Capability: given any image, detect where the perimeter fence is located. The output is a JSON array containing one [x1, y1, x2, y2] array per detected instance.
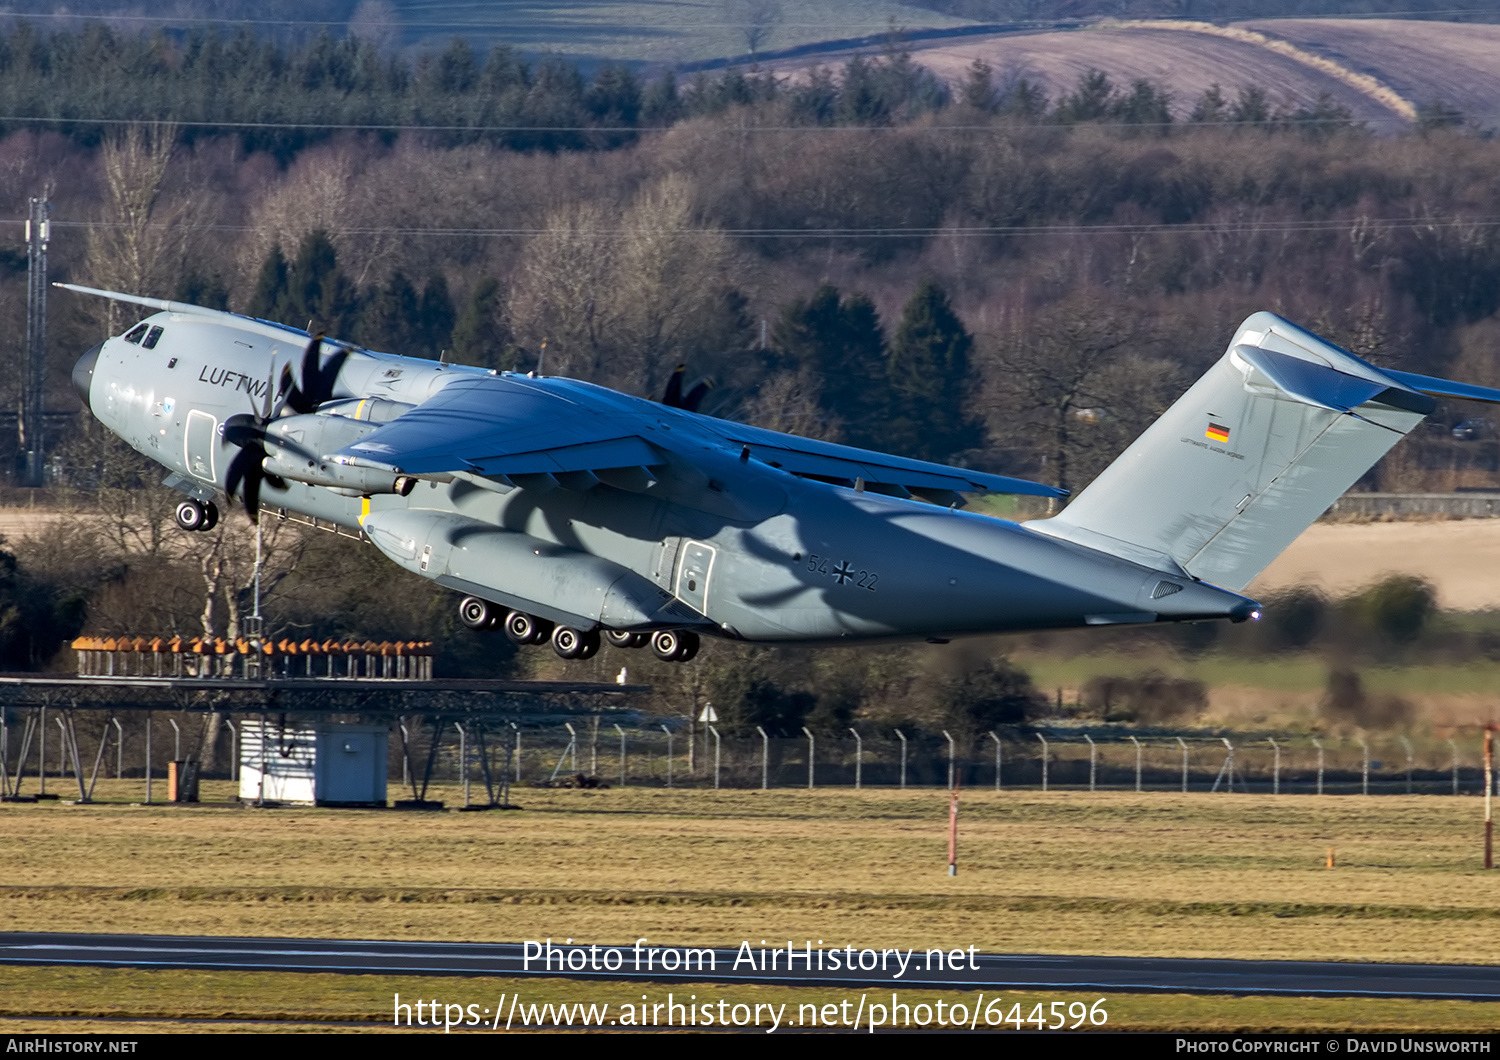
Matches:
[[478, 726, 1490, 796], [6, 710, 1493, 798]]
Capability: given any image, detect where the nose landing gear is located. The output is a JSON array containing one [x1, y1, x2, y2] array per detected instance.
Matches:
[[174, 499, 219, 532]]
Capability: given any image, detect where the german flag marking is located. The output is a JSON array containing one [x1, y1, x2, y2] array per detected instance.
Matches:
[[1205, 423, 1231, 443]]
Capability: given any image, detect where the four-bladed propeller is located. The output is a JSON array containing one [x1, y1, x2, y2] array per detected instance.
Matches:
[[661, 363, 711, 413]]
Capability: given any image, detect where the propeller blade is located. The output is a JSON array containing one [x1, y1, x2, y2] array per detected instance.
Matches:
[[285, 333, 347, 414], [682, 381, 711, 413], [662, 364, 686, 407], [259, 363, 277, 421], [223, 444, 261, 520]]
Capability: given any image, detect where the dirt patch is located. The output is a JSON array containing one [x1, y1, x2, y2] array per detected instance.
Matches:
[[1250, 519, 1500, 611]]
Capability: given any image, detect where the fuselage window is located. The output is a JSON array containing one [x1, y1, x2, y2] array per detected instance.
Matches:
[[124, 324, 149, 344], [141, 326, 165, 350]]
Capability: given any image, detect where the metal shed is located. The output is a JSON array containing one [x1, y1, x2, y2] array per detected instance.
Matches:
[[239, 720, 388, 807]]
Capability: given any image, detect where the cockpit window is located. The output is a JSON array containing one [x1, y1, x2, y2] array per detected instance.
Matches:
[[140, 326, 165, 350], [124, 324, 149, 345]]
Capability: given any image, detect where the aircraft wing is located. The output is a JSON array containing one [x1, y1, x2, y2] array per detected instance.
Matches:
[[707, 421, 1065, 500], [333, 372, 1063, 500], [333, 375, 664, 477]]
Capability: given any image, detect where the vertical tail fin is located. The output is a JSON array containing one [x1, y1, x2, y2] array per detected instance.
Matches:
[[1029, 312, 1445, 592]]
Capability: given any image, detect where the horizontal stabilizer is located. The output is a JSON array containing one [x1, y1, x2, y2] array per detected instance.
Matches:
[[1380, 369, 1500, 406]]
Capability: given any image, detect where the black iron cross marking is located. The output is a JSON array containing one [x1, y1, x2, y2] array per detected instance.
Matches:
[[832, 560, 855, 585]]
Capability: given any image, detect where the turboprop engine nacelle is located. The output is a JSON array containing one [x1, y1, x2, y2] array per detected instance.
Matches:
[[261, 412, 416, 496]]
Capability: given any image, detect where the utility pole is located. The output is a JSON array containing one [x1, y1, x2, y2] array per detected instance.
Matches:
[[20, 195, 50, 486]]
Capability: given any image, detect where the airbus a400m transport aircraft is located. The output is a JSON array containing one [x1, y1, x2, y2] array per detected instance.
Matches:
[[65, 282, 1500, 664]]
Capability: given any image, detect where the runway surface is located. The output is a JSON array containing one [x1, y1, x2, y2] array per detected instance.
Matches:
[[1, 932, 1496, 1000]]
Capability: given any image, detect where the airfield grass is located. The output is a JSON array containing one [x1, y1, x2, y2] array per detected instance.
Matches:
[[1019, 650, 1500, 699], [5, 785, 1498, 1030]]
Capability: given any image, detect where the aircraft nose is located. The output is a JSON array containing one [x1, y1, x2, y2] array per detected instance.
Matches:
[[72, 342, 101, 407]]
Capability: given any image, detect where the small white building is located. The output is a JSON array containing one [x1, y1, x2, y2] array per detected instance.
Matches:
[[239, 720, 388, 807]]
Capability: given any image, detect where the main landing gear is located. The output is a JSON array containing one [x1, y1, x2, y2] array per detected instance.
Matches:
[[174, 498, 219, 532], [456, 597, 699, 663]]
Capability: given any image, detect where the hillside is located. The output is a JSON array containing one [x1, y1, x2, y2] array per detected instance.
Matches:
[[772, 18, 1500, 126]]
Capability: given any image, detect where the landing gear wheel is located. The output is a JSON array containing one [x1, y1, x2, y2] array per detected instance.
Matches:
[[605, 630, 648, 649], [200, 501, 219, 532], [551, 625, 601, 660], [174, 499, 207, 532], [504, 611, 554, 646], [651, 629, 700, 662], [458, 596, 497, 631]]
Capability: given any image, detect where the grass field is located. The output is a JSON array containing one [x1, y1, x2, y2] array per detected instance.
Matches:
[[392, 0, 970, 64], [5, 786, 1498, 1029]]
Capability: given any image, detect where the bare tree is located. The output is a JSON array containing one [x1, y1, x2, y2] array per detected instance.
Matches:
[[725, 0, 783, 57], [507, 199, 620, 382], [615, 174, 736, 393], [84, 124, 193, 335], [508, 175, 738, 393], [983, 299, 1151, 494]]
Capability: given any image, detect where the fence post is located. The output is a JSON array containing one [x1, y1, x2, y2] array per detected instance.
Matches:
[[710, 725, 721, 790], [1359, 735, 1369, 796], [1449, 738, 1459, 796], [989, 731, 1001, 791], [1211, 737, 1234, 793], [1176, 736, 1187, 793], [226, 719, 237, 782], [112, 717, 124, 780], [1313, 737, 1324, 796], [1035, 733, 1049, 792], [615, 724, 626, 788], [145, 710, 152, 804], [662, 725, 673, 788], [1399, 735, 1413, 794], [757, 726, 769, 790], [1268, 737, 1280, 795], [943, 730, 956, 790], [894, 729, 907, 790], [850, 728, 862, 790], [1129, 735, 1141, 793], [455, 722, 469, 808], [1084, 733, 1096, 792], [55, 716, 68, 781], [802, 727, 815, 789]]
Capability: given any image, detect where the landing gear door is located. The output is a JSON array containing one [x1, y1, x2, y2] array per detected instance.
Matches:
[[185, 409, 217, 482], [675, 541, 716, 614]]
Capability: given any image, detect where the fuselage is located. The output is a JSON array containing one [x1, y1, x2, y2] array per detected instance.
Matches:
[[74, 309, 1258, 645]]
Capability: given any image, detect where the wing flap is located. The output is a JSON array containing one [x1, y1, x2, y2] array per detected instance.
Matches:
[[720, 426, 1063, 499], [467, 436, 664, 476]]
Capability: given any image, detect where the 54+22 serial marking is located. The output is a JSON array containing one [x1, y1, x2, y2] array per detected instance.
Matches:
[[806, 553, 878, 591]]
